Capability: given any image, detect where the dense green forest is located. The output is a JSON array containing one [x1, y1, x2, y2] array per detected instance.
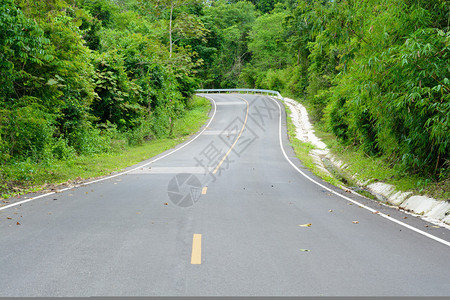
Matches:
[[194, 0, 449, 182], [1, 0, 449, 194], [0, 0, 206, 193]]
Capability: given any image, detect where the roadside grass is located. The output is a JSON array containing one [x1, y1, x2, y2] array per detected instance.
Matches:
[[284, 96, 449, 201], [284, 104, 342, 188], [0, 96, 211, 199], [315, 128, 450, 201]]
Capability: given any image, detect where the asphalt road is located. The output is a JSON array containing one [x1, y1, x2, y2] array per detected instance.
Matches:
[[0, 94, 449, 296]]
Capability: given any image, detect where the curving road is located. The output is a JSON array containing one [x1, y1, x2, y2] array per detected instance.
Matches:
[[0, 94, 449, 296]]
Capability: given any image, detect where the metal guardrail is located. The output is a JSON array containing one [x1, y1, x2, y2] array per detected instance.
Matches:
[[196, 88, 283, 100]]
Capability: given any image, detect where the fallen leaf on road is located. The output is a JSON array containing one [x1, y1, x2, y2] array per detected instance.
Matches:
[[432, 226, 440, 228], [372, 211, 379, 214], [403, 217, 407, 219], [164, 203, 168, 205], [300, 249, 310, 252], [16, 222, 20, 225], [329, 210, 333, 212], [7, 217, 12, 219], [299, 223, 312, 227], [352, 221, 359, 224], [347, 203, 353, 205]]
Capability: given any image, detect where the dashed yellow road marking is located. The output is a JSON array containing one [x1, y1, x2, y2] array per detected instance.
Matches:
[[191, 234, 202, 264], [212, 96, 249, 174]]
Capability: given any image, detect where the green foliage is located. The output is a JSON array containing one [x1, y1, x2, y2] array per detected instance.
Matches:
[[236, 0, 450, 179], [312, 0, 450, 176], [68, 120, 111, 155], [247, 11, 290, 70], [51, 138, 76, 160], [0, 104, 55, 160], [200, 0, 257, 87], [0, 0, 205, 191], [91, 50, 142, 130], [0, 0, 52, 101], [1, 0, 448, 193]]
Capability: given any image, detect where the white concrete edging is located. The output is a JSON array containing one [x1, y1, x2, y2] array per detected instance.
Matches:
[[283, 97, 450, 227]]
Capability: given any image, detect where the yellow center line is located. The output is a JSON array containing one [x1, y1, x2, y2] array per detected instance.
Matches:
[[202, 187, 208, 194], [191, 234, 202, 264], [212, 96, 249, 174]]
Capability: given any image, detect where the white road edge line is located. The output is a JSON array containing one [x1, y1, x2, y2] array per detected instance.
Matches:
[[0, 96, 217, 212], [269, 96, 450, 248]]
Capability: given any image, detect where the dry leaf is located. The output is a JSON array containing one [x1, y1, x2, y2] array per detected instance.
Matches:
[[352, 221, 359, 224], [347, 203, 353, 205], [7, 217, 12, 220], [403, 217, 407, 219], [16, 222, 21, 225], [372, 211, 379, 214], [164, 203, 168, 205], [300, 249, 310, 252], [299, 223, 312, 227], [329, 210, 333, 212]]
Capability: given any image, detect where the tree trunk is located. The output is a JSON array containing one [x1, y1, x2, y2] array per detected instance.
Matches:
[[169, 116, 173, 136], [169, 1, 173, 58]]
